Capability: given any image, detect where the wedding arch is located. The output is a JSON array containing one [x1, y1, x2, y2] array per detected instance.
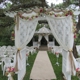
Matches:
[[5, 8, 76, 80]]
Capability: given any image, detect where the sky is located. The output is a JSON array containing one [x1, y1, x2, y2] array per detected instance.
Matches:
[[46, 0, 63, 5]]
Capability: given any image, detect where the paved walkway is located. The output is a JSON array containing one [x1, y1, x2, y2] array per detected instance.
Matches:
[[30, 51, 56, 80]]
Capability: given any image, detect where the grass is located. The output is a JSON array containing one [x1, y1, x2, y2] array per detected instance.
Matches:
[[48, 51, 63, 80], [23, 52, 37, 80], [48, 51, 79, 80]]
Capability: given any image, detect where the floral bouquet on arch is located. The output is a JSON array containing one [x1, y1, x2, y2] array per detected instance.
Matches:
[[5, 66, 15, 80]]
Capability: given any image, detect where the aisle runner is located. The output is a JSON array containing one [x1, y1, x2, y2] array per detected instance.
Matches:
[[30, 51, 56, 80]]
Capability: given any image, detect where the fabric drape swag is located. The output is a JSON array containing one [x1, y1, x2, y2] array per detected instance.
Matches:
[[15, 14, 38, 80], [47, 15, 75, 75], [43, 35, 49, 46], [47, 15, 74, 51], [15, 16, 38, 49], [43, 35, 49, 42], [38, 35, 42, 48]]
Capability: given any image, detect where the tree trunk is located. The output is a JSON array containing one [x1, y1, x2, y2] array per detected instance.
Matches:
[[73, 42, 78, 58], [79, 0, 80, 8], [76, 14, 80, 33]]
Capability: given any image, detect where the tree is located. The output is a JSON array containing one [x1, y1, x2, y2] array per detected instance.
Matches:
[[51, 3, 55, 8], [79, 0, 80, 8], [0, 0, 3, 3]]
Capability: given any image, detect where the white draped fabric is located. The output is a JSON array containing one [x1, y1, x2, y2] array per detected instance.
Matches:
[[38, 35, 42, 48], [46, 15, 74, 51], [17, 48, 26, 80], [37, 34, 49, 48], [15, 17, 38, 49], [47, 15, 75, 76], [38, 35, 42, 42], [43, 35, 49, 46], [35, 26, 51, 34], [15, 15, 38, 80], [43, 35, 49, 42]]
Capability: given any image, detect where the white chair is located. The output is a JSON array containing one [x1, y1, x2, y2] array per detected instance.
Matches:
[[29, 46, 36, 55], [0, 46, 7, 55], [6, 46, 17, 57], [76, 58, 80, 68], [12, 46, 17, 55], [76, 45, 80, 56], [33, 47, 36, 53], [3, 57, 11, 75], [0, 47, 7, 58], [1, 46, 6, 50], [26, 49, 30, 66], [0, 57, 4, 71], [3, 54, 16, 75], [50, 47, 54, 53], [0, 47, 7, 72]]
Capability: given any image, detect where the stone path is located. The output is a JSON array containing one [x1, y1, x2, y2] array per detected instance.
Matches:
[[30, 51, 56, 80]]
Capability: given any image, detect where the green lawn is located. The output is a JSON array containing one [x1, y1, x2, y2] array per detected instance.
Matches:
[[48, 51, 63, 80], [23, 52, 37, 80], [0, 51, 79, 80]]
